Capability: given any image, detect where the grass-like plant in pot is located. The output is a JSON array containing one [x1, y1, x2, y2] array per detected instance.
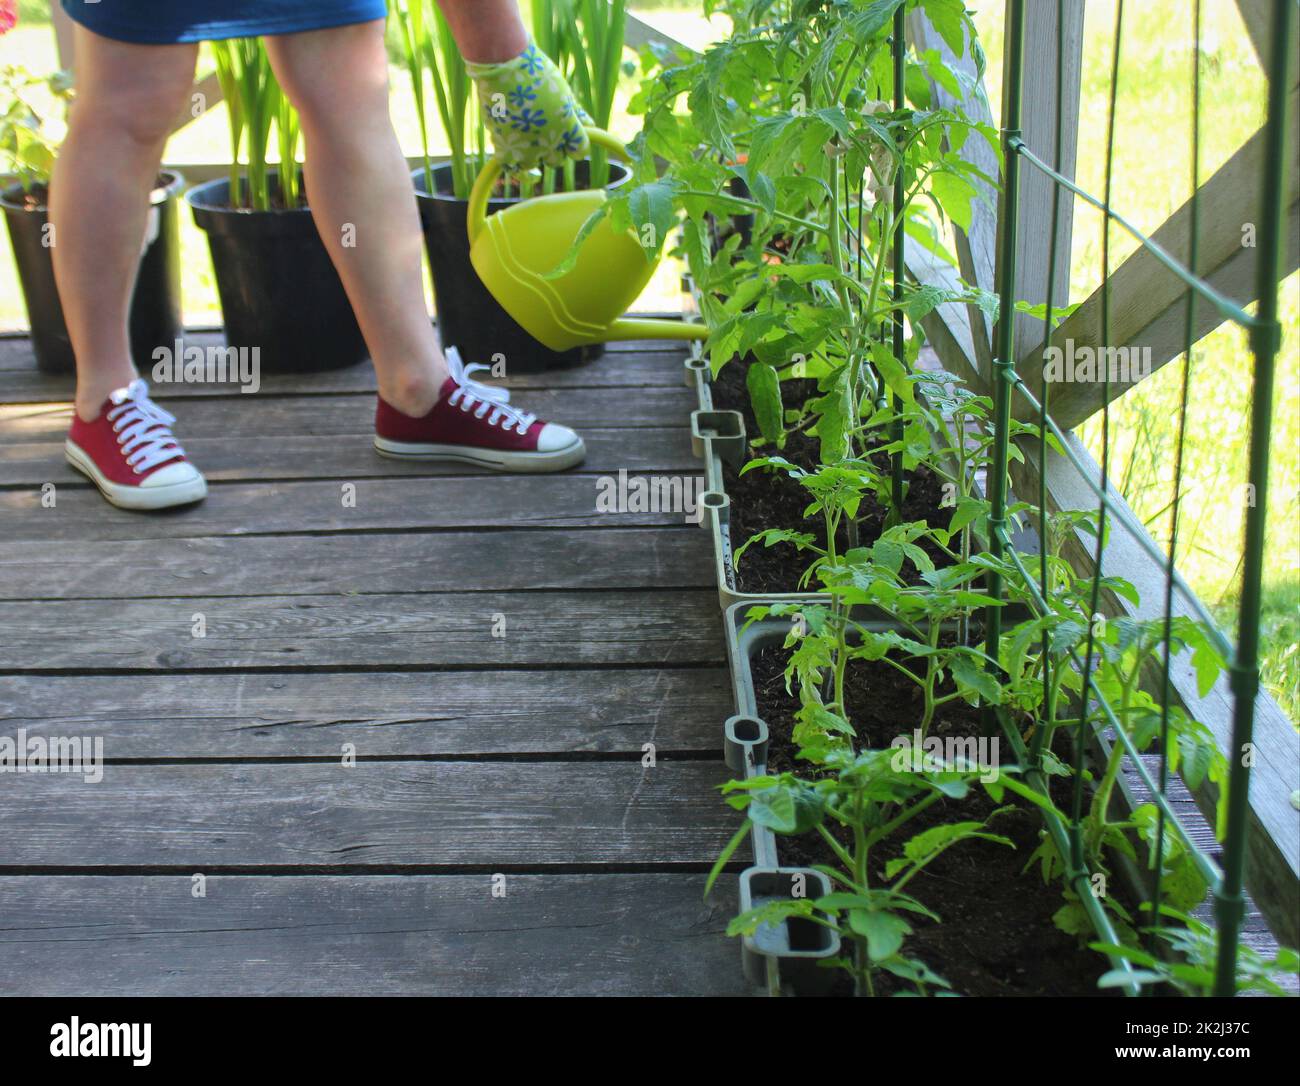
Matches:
[[395, 0, 633, 372], [0, 61, 183, 374], [542, 0, 630, 191], [185, 39, 368, 373]]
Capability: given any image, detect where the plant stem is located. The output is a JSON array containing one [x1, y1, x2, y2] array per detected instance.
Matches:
[[675, 189, 829, 234], [866, 790, 941, 847]]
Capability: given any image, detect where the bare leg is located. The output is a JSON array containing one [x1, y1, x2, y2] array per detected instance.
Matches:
[[266, 4, 536, 416], [264, 22, 449, 416], [49, 26, 199, 421]]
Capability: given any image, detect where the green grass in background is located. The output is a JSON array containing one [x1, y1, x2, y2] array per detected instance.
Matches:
[[971, 0, 1298, 723]]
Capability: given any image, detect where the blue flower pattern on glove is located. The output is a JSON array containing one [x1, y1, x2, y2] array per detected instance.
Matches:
[[519, 44, 546, 76], [558, 124, 585, 154], [511, 106, 547, 133], [506, 82, 538, 109], [466, 39, 592, 169]]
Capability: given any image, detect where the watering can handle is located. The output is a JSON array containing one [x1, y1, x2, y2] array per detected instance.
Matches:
[[467, 127, 629, 246]]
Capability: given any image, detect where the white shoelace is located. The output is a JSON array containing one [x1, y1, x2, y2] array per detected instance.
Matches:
[[106, 379, 184, 474], [444, 347, 536, 435], [445, 346, 511, 405]]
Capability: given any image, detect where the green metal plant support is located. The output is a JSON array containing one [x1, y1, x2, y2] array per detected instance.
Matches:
[[983, 0, 1291, 997]]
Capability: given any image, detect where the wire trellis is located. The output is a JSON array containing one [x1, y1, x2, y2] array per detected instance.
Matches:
[[983, 0, 1292, 996]]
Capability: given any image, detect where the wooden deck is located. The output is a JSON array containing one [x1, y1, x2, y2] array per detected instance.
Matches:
[[0, 331, 750, 996]]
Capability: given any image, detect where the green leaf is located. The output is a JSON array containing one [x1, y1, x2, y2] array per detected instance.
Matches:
[[815, 892, 879, 912], [947, 496, 985, 535], [539, 202, 612, 279], [767, 262, 840, 284], [624, 178, 679, 258], [1052, 901, 1089, 936], [849, 909, 912, 962], [748, 780, 825, 835], [870, 342, 915, 405], [921, 0, 969, 56], [845, 0, 907, 46], [920, 48, 962, 100], [738, 164, 776, 213], [930, 169, 976, 234], [810, 369, 851, 463], [949, 653, 1002, 704], [1178, 732, 1215, 791], [703, 820, 752, 898]]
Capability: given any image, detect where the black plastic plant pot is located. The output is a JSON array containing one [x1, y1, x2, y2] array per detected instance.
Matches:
[[738, 867, 841, 994], [1, 170, 184, 375], [187, 174, 368, 373], [411, 160, 630, 373]]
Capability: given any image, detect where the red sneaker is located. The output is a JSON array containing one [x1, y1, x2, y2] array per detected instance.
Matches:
[[65, 379, 208, 510], [373, 348, 585, 472]]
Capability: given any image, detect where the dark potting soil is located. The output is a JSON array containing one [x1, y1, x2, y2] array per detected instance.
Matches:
[[220, 190, 308, 212], [712, 357, 1119, 994], [710, 361, 951, 594], [749, 642, 1116, 998], [10, 177, 173, 212]]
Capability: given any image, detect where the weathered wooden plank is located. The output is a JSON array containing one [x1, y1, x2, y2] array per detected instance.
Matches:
[[0, 474, 706, 542], [0, 761, 737, 866], [1235, 0, 1300, 87], [0, 332, 691, 392], [0, 874, 748, 996], [0, 386, 697, 441], [0, 529, 711, 599], [0, 427, 696, 485], [907, 8, 1001, 373], [0, 336, 35, 371], [0, 667, 731, 757], [998, 0, 1084, 364], [0, 589, 724, 670], [1122, 752, 1297, 993]]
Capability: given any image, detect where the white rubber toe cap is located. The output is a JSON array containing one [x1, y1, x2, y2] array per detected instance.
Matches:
[[536, 422, 581, 454], [140, 460, 204, 488]]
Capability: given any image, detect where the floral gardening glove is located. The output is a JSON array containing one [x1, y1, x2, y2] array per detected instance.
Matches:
[[466, 40, 590, 170]]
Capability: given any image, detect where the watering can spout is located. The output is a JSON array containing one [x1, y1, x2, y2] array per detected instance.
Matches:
[[466, 127, 705, 351], [605, 317, 705, 342]]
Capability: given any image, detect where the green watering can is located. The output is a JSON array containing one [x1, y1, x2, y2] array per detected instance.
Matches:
[[467, 127, 702, 350]]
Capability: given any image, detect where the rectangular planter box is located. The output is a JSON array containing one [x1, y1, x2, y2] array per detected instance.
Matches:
[[723, 598, 844, 995], [738, 867, 840, 994], [686, 356, 826, 610], [721, 597, 1042, 995]]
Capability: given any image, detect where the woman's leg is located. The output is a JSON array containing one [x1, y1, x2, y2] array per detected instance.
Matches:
[[269, 13, 584, 473], [263, 21, 448, 416], [48, 25, 199, 422], [264, 6, 538, 416]]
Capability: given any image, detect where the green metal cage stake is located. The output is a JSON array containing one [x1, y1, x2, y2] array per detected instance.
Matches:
[[986, 0, 1293, 996], [1214, 0, 1293, 998], [889, 5, 906, 517]]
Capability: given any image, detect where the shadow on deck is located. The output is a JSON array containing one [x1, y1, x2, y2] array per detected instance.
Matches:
[[0, 331, 749, 996]]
